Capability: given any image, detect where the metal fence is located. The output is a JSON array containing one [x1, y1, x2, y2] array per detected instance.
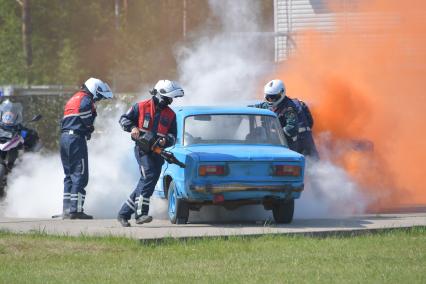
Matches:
[[0, 93, 139, 151]]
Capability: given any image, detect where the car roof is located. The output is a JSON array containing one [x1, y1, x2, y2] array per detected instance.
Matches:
[[173, 106, 276, 117]]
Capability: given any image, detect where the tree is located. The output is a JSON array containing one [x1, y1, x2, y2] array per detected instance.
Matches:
[[16, 0, 32, 84], [0, 0, 272, 89], [0, 0, 25, 84]]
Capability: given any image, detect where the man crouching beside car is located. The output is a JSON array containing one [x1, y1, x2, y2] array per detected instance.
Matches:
[[116, 80, 184, 227]]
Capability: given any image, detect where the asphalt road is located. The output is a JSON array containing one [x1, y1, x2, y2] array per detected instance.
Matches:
[[0, 212, 425, 241]]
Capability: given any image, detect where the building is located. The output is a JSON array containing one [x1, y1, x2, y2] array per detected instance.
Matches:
[[274, 0, 398, 61]]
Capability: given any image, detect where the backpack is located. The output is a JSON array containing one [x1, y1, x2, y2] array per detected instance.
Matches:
[[292, 99, 314, 129]]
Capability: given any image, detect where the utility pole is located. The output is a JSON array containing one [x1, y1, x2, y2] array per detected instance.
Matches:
[[115, 0, 120, 30], [183, 0, 187, 39], [123, 0, 128, 20], [17, 0, 32, 84], [113, 0, 121, 92]]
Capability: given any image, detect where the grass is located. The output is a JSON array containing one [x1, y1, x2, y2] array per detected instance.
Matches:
[[0, 227, 425, 283]]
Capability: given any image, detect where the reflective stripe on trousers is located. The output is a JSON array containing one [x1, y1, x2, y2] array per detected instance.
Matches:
[[60, 133, 89, 214]]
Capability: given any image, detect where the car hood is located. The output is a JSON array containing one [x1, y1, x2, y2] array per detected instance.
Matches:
[[185, 145, 303, 162]]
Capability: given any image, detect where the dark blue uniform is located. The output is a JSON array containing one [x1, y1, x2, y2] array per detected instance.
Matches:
[[118, 97, 177, 220], [60, 91, 96, 215], [253, 98, 319, 158], [292, 99, 319, 159], [253, 98, 299, 151]]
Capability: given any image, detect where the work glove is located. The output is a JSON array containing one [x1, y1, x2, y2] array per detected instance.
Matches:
[[158, 137, 166, 148], [131, 127, 140, 139]]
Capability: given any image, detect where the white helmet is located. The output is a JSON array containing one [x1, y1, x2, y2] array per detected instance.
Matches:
[[153, 80, 184, 99], [83, 77, 113, 101], [264, 79, 286, 107], [151, 80, 184, 107]]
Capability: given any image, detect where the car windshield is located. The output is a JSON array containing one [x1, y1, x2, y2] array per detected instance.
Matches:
[[183, 114, 287, 146]]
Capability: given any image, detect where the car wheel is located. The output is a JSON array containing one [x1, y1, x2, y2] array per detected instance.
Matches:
[[272, 199, 294, 224], [167, 180, 189, 224]]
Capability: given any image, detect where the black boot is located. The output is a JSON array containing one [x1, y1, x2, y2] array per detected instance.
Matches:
[[70, 212, 93, 220], [117, 215, 131, 227], [135, 215, 153, 224], [51, 212, 70, 219]]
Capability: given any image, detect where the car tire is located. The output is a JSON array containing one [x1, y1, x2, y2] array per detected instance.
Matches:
[[272, 199, 294, 224], [167, 180, 189, 224]]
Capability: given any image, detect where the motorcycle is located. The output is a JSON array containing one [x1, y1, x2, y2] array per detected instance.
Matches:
[[0, 100, 42, 197]]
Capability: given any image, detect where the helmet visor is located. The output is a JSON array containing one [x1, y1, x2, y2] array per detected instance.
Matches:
[[265, 94, 281, 103], [95, 83, 113, 99]]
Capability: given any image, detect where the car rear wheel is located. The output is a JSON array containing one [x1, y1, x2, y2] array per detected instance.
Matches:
[[167, 180, 189, 224], [272, 199, 294, 224]]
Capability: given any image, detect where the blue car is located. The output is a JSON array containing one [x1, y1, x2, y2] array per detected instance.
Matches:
[[154, 106, 305, 224]]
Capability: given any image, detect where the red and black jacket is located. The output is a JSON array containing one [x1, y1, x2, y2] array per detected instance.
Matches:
[[119, 97, 177, 146], [61, 91, 97, 136]]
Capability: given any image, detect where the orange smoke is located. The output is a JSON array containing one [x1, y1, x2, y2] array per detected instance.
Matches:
[[276, 0, 426, 210]]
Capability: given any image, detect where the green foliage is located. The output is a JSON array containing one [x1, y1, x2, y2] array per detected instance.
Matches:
[[26, 0, 115, 85], [0, 0, 192, 88], [0, 0, 272, 90], [0, 0, 25, 84], [0, 0, 274, 149], [57, 39, 82, 84]]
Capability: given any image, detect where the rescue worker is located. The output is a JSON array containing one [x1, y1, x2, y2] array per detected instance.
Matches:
[[60, 78, 113, 219], [252, 79, 319, 158], [252, 79, 299, 151], [117, 80, 184, 227], [292, 97, 319, 159]]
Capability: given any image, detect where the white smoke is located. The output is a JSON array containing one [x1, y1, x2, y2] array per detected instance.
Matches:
[[1, 0, 369, 221], [177, 0, 270, 106], [3, 153, 63, 218], [175, 0, 369, 220], [295, 158, 368, 219], [3, 101, 139, 218]]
